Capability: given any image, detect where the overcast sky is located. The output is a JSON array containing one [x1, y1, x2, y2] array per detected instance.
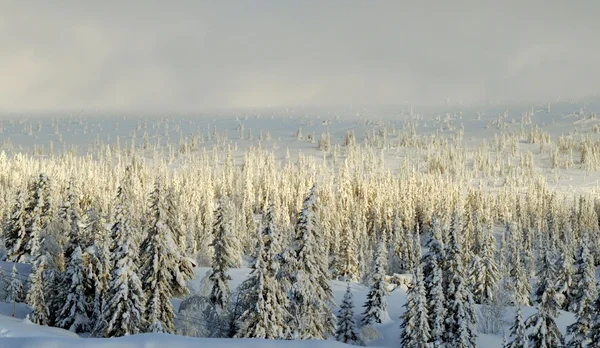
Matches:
[[1, 1, 598, 112]]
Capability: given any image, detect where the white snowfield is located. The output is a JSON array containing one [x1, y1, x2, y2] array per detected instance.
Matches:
[[0, 332, 373, 348]]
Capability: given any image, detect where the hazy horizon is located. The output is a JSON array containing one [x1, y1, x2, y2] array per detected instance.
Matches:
[[1, 1, 599, 112]]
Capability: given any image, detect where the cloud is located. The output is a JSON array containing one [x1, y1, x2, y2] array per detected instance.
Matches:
[[0, 1, 599, 111]]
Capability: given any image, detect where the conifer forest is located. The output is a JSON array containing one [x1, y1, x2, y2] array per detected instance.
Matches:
[[0, 104, 600, 347]]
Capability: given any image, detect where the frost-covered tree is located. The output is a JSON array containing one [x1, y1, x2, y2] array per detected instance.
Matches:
[[400, 263, 431, 348], [25, 174, 52, 263], [5, 174, 52, 263], [338, 218, 359, 281], [101, 186, 145, 337], [139, 181, 179, 334], [163, 187, 195, 298], [57, 246, 90, 332], [236, 203, 289, 339], [507, 250, 531, 306], [5, 264, 24, 305], [361, 237, 389, 326], [80, 207, 111, 331], [421, 230, 446, 347], [204, 195, 238, 337], [58, 178, 83, 259], [26, 253, 51, 325], [568, 232, 596, 314], [335, 281, 364, 346], [469, 230, 499, 304], [3, 189, 29, 262], [287, 185, 336, 339], [444, 214, 477, 348], [555, 248, 575, 312], [526, 246, 564, 348], [505, 307, 528, 348], [566, 234, 596, 348], [590, 284, 600, 345]]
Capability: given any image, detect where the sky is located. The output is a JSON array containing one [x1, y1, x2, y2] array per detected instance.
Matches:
[[1, 1, 599, 112]]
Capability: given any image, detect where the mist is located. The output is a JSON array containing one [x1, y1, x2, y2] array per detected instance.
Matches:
[[1, 1, 599, 112]]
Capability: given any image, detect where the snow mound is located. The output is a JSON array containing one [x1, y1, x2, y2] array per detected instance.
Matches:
[[0, 333, 382, 348]]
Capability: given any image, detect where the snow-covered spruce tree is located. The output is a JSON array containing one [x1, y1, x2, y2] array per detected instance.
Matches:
[[287, 185, 336, 339], [505, 307, 528, 348], [204, 195, 238, 337], [526, 245, 564, 348], [57, 246, 90, 332], [236, 203, 289, 339], [0, 267, 6, 300], [58, 178, 83, 259], [335, 281, 364, 346], [361, 236, 389, 326], [163, 187, 195, 298], [469, 229, 499, 304], [566, 233, 596, 348], [26, 252, 51, 325], [507, 249, 531, 306], [139, 181, 179, 334], [24, 173, 52, 263], [444, 214, 477, 348], [400, 263, 431, 348], [3, 189, 29, 262], [555, 247, 575, 312], [590, 283, 600, 345], [338, 217, 360, 281], [568, 232, 596, 314], [5, 174, 51, 263], [421, 227, 446, 347], [101, 185, 145, 338], [81, 206, 111, 332], [5, 264, 25, 305]]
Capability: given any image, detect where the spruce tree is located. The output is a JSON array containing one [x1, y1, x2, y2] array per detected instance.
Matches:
[[5, 264, 24, 304], [3, 189, 29, 262], [205, 195, 237, 337], [335, 281, 364, 346], [566, 235, 596, 348], [57, 246, 90, 332], [421, 230, 446, 347], [26, 252, 51, 325], [59, 178, 83, 259], [287, 185, 336, 339], [568, 232, 596, 314], [139, 181, 178, 333], [526, 246, 564, 348], [338, 218, 359, 281], [469, 230, 499, 304], [236, 203, 289, 339], [164, 187, 195, 298], [444, 214, 477, 348], [400, 263, 431, 348], [25, 173, 52, 263], [361, 236, 389, 326], [508, 250, 531, 306], [102, 186, 145, 337], [590, 283, 600, 345], [505, 307, 528, 348], [81, 207, 111, 333]]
